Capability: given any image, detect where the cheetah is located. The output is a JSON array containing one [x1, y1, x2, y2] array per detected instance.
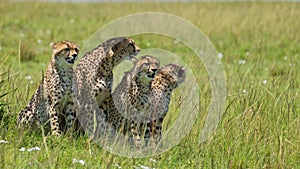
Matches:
[[100, 55, 160, 146], [106, 58, 186, 147], [18, 40, 80, 136], [112, 55, 160, 122], [74, 37, 140, 139], [144, 63, 186, 146]]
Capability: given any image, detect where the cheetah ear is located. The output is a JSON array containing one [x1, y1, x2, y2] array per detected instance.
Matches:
[[50, 42, 56, 49], [177, 66, 186, 84], [112, 38, 130, 52], [133, 58, 138, 63], [180, 66, 186, 73]]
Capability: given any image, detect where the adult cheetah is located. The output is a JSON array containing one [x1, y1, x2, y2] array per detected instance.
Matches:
[[74, 37, 140, 139], [18, 40, 80, 136]]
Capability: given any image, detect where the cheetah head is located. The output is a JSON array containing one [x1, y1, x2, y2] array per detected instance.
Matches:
[[50, 40, 79, 66], [158, 63, 186, 87], [110, 37, 140, 64], [134, 55, 160, 84]]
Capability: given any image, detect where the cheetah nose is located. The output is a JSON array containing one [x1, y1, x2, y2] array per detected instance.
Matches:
[[72, 54, 77, 58], [135, 46, 140, 53], [151, 69, 158, 73]]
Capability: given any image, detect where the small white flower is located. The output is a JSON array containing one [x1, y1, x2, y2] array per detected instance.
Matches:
[[245, 51, 250, 56], [78, 160, 85, 166], [19, 33, 25, 38], [0, 140, 9, 144], [262, 80, 267, 85], [115, 163, 122, 169], [149, 158, 157, 163], [146, 42, 151, 47], [25, 76, 32, 80], [46, 29, 51, 34], [139, 165, 152, 169], [173, 39, 180, 44], [242, 89, 247, 94], [238, 60, 246, 65], [27, 146, 41, 152], [70, 18, 75, 24], [72, 158, 85, 166], [283, 56, 288, 60], [105, 146, 113, 151], [217, 53, 223, 60], [19, 147, 26, 152], [37, 39, 43, 44]]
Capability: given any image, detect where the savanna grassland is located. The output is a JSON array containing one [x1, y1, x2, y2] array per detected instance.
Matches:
[[0, 1, 299, 168]]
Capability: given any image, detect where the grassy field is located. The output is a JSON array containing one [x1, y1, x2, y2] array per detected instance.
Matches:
[[0, 1, 299, 168]]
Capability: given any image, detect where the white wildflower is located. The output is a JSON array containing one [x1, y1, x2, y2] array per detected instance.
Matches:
[[70, 18, 75, 24], [217, 53, 223, 60], [105, 146, 113, 151], [146, 42, 151, 47], [27, 146, 41, 152], [19, 147, 26, 152], [245, 51, 250, 56], [0, 140, 9, 144], [37, 39, 43, 44], [72, 158, 85, 166], [25, 76, 32, 80], [139, 165, 153, 169], [262, 80, 267, 85], [283, 56, 288, 60], [19, 33, 25, 38], [46, 29, 51, 34], [173, 39, 180, 44], [238, 60, 246, 65], [149, 158, 157, 163], [115, 163, 122, 169], [242, 89, 247, 94]]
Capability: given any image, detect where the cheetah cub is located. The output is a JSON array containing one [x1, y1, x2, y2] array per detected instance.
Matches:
[[18, 40, 79, 136], [110, 60, 186, 147], [145, 63, 186, 146], [106, 55, 160, 147]]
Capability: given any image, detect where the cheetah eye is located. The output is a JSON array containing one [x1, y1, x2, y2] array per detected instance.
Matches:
[[75, 48, 79, 53], [142, 63, 150, 68], [64, 48, 70, 52]]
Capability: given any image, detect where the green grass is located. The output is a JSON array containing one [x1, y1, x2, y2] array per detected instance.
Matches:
[[0, 1, 299, 168]]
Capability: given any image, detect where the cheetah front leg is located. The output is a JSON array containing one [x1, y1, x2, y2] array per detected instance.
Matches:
[[63, 101, 76, 133], [18, 107, 36, 126], [47, 104, 62, 136], [149, 119, 163, 148], [131, 122, 142, 148]]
